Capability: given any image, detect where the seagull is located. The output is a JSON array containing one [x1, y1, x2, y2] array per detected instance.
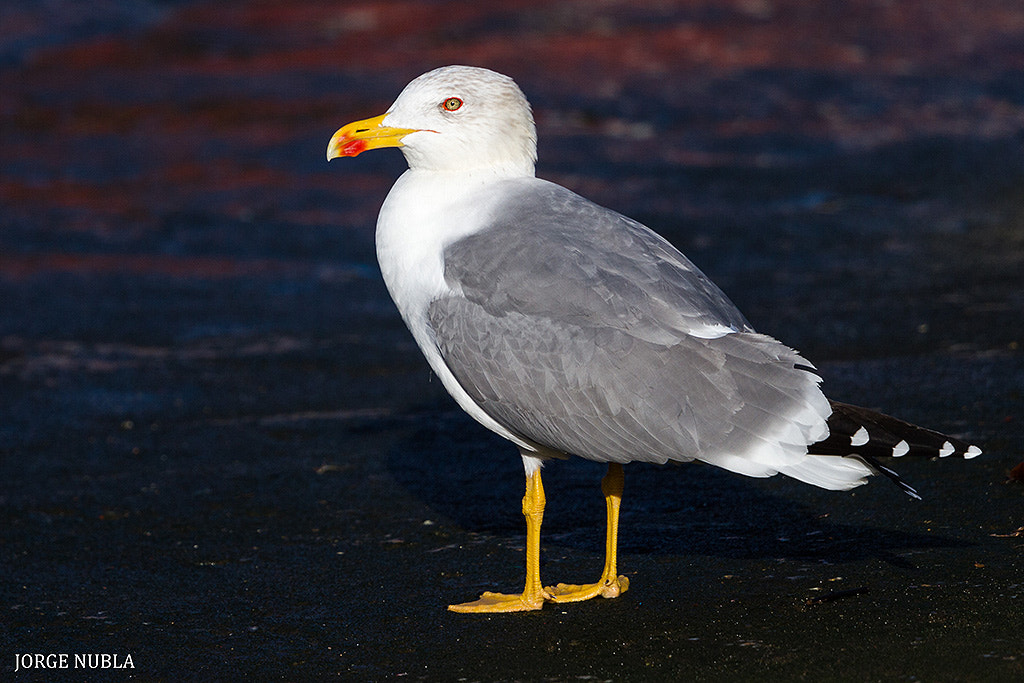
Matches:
[[327, 65, 982, 613]]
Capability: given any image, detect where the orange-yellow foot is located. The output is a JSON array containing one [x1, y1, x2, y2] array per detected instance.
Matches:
[[448, 588, 552, 613], [546, 575, 629, 602]]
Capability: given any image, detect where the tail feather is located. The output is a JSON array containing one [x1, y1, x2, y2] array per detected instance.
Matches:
[[810, 400, 982, 498]]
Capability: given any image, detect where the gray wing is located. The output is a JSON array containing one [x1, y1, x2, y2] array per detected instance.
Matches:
[[442, 180, 752, 344], [428, 179, 831, 476]]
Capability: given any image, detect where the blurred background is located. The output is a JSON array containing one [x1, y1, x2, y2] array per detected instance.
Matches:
[[2, 1, 1022, 679]]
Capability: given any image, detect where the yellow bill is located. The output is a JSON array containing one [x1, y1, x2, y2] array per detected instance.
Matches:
[[326, 113, 421, 160]]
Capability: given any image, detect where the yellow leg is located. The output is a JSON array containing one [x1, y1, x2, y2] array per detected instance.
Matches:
[[547, 463, 630, 602], [448, 469, 552, 612]]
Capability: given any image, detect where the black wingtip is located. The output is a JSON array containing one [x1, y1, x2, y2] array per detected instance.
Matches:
[[811, 401, 981, 498], [857, 454, 922, 500], [812, 401, 982, 461]]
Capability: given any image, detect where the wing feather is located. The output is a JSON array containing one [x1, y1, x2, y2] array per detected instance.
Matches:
[[427, 179, 870, 488]]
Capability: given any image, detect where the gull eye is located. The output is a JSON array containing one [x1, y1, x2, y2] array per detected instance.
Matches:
[[442, 97, 463, 112]]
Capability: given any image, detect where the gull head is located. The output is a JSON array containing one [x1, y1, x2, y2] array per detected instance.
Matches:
[[328, 65, 537, 175]]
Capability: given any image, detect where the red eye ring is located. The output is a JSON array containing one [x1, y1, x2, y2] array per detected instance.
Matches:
[[442, 97, 463, 111]]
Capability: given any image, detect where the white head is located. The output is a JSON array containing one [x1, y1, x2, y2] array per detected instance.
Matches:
[[327, 66, 537, 176]]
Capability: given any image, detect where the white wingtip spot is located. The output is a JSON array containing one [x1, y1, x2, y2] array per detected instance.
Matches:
[[851, 426, 869, 447], [939, 441, 954, 458], [964, 445, 982, 459], [686, 323, 736, 340], [892, 440, 910, 457]]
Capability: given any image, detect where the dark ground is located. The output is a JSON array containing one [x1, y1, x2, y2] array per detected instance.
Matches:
[[2, 1, 1023, 680]]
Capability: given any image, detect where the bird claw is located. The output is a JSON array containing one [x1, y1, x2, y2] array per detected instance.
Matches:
[[545, 575, 629, 602], [448, 589, 550, 613]]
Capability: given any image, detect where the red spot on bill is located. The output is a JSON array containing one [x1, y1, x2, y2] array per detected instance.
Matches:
[[340, 138, 368, 156]]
